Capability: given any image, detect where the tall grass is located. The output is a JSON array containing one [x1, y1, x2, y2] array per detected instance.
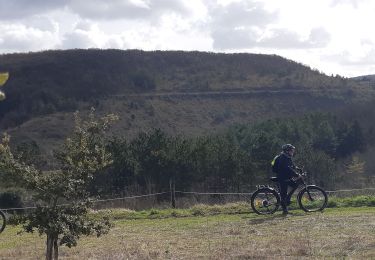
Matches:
[[88, 195, 375, 221]]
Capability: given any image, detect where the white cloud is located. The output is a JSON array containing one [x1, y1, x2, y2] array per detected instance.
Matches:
[[67, 0, 191, 21], [68, 0, 149, 20], [324, 48, 375, 66], [0, 0, 191, 22], [259, 27, 330, 49], [208, 0, 278, 49], [308, 27, 331, 48], [61, 31, 96, 49], [0, 23, 59, 52], [60, 21, 129, 49], [211, 27, 258, 50], [0, 0, 69, 20], [330, 0, 367, 8], [210, 1, 277, 28], [208, 1, 331, 50], [23, 16, 58, 32]]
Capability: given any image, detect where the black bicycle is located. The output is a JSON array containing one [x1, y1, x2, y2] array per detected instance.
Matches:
[[251, 168, 328, 215], [0, 210, 5, 233]]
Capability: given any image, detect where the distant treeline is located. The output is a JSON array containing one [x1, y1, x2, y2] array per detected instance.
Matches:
[[84, 113, 369, 195]]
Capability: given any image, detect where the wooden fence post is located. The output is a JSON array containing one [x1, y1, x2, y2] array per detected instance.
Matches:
[[170, 177, 176, 208]]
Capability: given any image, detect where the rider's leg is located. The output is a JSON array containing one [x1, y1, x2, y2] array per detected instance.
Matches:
[[279, 181, 288, 213], [285, 180, 299, 206]]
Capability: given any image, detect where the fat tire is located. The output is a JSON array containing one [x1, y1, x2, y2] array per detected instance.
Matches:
[[298, 186, 328, 212], [0, 210, 6, 233], [251, 188, 280, 215]]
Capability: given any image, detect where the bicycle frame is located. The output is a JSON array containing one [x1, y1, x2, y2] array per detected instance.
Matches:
[[267, 172, 313, 203]]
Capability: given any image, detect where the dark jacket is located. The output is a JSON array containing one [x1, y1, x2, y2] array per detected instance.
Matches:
[[273, 152, 298, 181]]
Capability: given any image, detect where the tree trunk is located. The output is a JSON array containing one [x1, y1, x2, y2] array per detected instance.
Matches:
[[46, 234, 59, 260], [170, 177, 176, 208], [53, 238, 59, 260], [46, 234, 53, 260], [146, 177, 153, 194]]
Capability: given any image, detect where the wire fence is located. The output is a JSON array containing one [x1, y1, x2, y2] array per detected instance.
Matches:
[[326, 187, 375, 197], [88, 187, 375, 210], [1, 187, 375, 212], [91, 191, 263, 210]]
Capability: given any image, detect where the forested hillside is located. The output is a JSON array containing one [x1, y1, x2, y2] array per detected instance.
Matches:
[[1, 49, 375, 197], [0, 49, 372, 129]]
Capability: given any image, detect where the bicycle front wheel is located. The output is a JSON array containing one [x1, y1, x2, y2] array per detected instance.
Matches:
[[0, 210, 6, 233], [298, 186, 328, 212], [251, 188, 280, 215]]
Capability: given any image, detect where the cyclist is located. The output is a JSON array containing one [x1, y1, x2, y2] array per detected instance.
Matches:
[[271, 144, 300, 214]]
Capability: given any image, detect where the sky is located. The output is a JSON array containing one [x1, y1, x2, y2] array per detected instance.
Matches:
[[0, 0, 375, 77]]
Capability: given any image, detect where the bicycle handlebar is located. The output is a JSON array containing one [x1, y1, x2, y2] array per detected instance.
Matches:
[[295, 166, 307, 175]]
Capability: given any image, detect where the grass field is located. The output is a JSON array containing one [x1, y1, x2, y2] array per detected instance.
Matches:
[[0, 207, 374, 259]]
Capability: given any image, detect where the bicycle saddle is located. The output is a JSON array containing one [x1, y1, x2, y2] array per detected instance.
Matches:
[[270, 177, 278, 182]]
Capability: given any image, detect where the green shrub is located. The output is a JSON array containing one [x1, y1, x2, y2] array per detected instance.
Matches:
[[327, 195, 375, 208], [341, 196, 375, 207], [148, 209, 160, 216], [190, 205, 207, 216], [326, 199, 338, 208]]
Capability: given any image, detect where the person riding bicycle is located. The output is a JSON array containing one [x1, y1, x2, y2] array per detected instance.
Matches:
[[271, 144, 300, 214]]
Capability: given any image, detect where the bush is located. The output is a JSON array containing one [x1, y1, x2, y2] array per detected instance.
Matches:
[[341, 196, 375, 207], [326, 199, 338, 208], [190, 205, 207, 216], [326, 195, 375, 208]]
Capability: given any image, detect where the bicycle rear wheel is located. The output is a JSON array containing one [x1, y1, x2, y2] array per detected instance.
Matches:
[[251, 188, 280, 215], [0, 210, 6, 233], [298, 186, 328, 212]]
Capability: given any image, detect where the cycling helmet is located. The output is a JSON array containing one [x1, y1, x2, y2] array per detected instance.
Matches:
[[282, 144, 295, 152]]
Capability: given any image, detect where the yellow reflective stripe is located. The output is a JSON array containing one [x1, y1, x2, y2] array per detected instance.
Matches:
[[271, 155, 278, 166], [0, 91, 5, 101], [0, 72, 9, 86], [271, 158, 276, 166]]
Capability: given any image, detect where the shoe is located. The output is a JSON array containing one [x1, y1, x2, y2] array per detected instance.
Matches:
[[282, 210, 289, 215]]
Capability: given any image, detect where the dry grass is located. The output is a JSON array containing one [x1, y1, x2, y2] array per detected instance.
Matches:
[[0, 207, 374, 259]]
